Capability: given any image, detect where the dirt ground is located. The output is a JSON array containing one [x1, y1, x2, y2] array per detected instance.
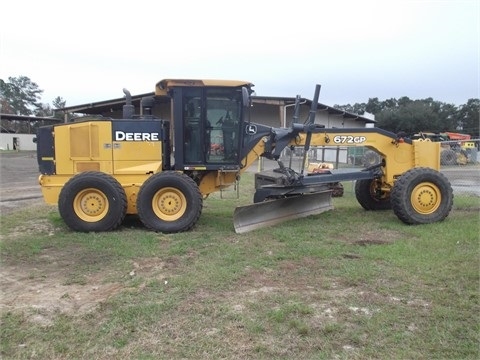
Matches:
[[0, 151, 124, 322]]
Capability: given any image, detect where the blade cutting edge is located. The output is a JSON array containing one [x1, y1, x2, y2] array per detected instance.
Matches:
[[233, 191, 333, 234]]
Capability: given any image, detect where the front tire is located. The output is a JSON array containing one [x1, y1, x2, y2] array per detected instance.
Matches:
[[355, 179, 391, 210], [362, 150, 381, 167], [391, 167, 453, 224], [58, 172, 127, 232], [137, 172, 203, 233]]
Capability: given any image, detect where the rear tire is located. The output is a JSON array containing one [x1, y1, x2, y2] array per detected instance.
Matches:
[[58, 172, 127, 232], [391, 167, 453, 224], [137, 171, 203, 233], [355, 179, 391, 210]]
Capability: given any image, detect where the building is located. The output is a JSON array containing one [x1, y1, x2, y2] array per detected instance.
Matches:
[[0, 114, 61, 151]]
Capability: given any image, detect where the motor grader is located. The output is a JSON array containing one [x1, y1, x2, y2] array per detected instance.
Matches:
[[36, 79, 453, 233]]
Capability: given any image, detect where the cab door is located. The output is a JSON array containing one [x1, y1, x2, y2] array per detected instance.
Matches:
[[172, 86, 243, 170]]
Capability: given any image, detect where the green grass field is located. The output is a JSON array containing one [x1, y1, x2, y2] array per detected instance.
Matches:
[[1, 174, 479, 359]]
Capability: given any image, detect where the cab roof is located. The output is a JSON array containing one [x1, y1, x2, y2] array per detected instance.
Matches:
[[155, 79, 254, 96]]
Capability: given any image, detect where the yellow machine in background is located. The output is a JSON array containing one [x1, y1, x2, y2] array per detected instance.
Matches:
[[36, 80, 453, 233]]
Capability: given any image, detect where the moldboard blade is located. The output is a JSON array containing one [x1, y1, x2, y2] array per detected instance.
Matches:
[[233, 191, 333, 234]]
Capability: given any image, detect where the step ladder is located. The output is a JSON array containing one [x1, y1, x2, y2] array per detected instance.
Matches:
[[218, 168, 240, 199]]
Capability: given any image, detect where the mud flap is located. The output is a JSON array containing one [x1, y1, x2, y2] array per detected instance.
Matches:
[[233, 191, 333, 234]]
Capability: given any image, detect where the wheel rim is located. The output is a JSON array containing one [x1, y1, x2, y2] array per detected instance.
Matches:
[[410, 182, 441, 214], [73, 188, 109, 222], [152, 187, 187, 221], [369, 182, 388, 201]]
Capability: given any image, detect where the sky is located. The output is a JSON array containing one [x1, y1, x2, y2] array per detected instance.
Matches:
[[1, 0, 479, 109]]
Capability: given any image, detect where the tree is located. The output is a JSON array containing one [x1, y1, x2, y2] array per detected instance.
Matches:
[[335, 96, 479, 137], [35, 103, 53, 117], [334, 102, 367, 115], [456, 99, 480, 137], [365, 97, 383, 114], [52, 96, 66, 109], [52, 96, 67, 121], [376, 100, 443, 134], [34, 96, 67, 118], [0, 76, 43, 115]]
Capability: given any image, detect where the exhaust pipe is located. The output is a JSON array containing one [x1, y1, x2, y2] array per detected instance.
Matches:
[[122, 88, 135, 119]]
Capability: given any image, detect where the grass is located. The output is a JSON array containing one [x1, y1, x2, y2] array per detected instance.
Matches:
[[1, 173, 479, 359]]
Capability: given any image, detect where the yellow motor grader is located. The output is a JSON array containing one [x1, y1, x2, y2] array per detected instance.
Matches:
[[35, 79, 453, 233]]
